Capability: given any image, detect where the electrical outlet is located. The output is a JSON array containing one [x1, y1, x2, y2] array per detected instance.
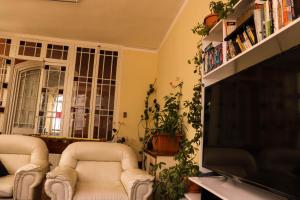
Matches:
[[123, 112, 127, 118]]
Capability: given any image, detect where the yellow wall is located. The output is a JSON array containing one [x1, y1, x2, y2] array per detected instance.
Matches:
[[118, 49, 158, 159], [157, 0, 210, 140]]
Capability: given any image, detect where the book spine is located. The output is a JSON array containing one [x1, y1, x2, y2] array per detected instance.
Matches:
[[232, 40, 241, 54], [236, 37, 246, 52], [294, 0, 300, 17], [243, 31, 253, 48], [287, 0, 293, 22], [273, 0, 279, 31], [254, 3, 265, 42], [283, 0, 289, 25], [265, 0, 272, 37], [278, 0, 284, 29], [291, 0, 296, 18], [246, 26, 256, 44], [269, 0, 275, 34]]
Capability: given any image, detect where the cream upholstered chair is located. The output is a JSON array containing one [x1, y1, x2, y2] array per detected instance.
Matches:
[[0, 134, 49, 200], [45, 142, 154, 200]]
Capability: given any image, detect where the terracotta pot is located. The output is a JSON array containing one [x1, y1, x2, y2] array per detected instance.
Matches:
[[186, 179, 201, 193], [204, 13, 219, 28], [152, 134, 181, 154]]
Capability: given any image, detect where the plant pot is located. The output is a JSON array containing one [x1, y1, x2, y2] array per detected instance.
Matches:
[[186, 179, 201, 193], [152, 134, 181, 154], [204, 13, 219, 28]]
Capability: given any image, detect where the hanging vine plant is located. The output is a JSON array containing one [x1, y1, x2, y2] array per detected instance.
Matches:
[[152, 18, 205, 200]]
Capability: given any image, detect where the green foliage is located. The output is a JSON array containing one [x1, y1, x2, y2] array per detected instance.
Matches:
[[159, 82, 185, 136], [139, 81, 186, 151], [192, 22, 211, 37], [153, 43, 204, 200], [191, 0, 238, 38], [139, 82, 157, 149], [209, 0, 239, 19]]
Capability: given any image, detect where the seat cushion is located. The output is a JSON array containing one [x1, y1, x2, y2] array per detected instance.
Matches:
[[73, 181, 128, 200], [0, 175, 14, 197]]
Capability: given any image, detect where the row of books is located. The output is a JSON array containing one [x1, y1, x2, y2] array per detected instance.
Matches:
[[226, 24, 257, 60], [204, 43, 223, 74], [225, 0, 300, 60], [254, 0, 300, 42]]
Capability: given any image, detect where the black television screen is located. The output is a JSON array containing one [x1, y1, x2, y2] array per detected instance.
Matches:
[[203, 45, 300, 200]]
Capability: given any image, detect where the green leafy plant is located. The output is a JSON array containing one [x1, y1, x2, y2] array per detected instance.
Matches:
[[209, 0, 239, 19], [158, 82, 185, 136], [153, 43, 204, 200], [139, 81, 157, 151]]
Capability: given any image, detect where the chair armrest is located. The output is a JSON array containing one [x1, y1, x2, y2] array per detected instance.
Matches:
[[14, 164, 47, 200], [121, 169, 154, 200], [45, 166, 78, 200]]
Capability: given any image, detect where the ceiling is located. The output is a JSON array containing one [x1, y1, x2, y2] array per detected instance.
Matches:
[[0, 0, 185, 50]]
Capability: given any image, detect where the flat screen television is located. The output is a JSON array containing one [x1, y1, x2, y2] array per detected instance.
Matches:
[[203, 44, 300, 200]]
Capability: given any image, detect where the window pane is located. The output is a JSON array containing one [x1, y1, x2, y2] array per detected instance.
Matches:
[[0, 58, 12, 133], [38, 65, 66, 136], [18, 41, 42, 57], [70, 47, 95, 138]]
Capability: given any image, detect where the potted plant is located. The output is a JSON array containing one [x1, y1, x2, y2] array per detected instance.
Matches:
[[152, 81, 185, 154], [153, 4, 209, 197], [204, 0, 239, 28]]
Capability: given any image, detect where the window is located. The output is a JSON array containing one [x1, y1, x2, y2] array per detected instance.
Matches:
[[0, 38, 11, 56], [18, 41, 42, 57], [70, 48, 118, 140], [46, 44, 69, 60], [0, 58, 12, 133]]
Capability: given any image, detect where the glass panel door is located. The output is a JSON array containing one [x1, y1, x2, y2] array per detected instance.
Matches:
[[12, 68, 41, 134], [38, 65, 66, 136]]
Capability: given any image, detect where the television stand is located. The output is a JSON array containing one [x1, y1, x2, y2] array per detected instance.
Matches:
[[185, 176, 287, 200]]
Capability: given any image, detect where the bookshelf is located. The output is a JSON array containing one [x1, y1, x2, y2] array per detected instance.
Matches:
[[202, 0, 300, 87]]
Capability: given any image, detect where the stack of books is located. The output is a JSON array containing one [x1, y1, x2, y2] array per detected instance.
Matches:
[[204, 43, 223, 74]]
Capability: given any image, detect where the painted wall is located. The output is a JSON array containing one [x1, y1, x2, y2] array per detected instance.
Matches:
[[118, 49, 158, 159], [157, 0, 210, 141]]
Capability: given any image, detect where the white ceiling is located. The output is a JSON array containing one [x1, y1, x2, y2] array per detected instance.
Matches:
[[0, 0, 185, 50]]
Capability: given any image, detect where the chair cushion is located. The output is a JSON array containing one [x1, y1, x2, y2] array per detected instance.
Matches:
[[76, 161, 121, 182], [73, 181, 128, 200], [0, 175, 14, 197], [0, 160, 9, 177]]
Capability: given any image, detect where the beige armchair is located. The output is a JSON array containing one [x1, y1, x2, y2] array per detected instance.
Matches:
[[0, 134, 49, 200], [45, 142, 154, 200]]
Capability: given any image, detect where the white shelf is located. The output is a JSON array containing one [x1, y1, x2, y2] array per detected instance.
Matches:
[[203, 17, 300, 87], [184, 193, 201, 200], [203, 20, 223, 42], [189, 177, 287, 200], [227, 0, 253, 20]]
